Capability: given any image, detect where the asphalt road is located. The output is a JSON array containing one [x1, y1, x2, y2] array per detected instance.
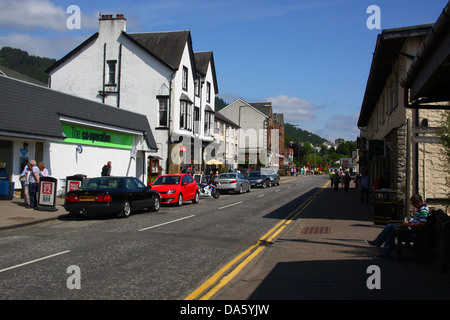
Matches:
[[0, 175, 327, 300]]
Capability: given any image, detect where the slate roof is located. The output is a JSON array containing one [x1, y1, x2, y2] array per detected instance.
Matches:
[[195, 51, 219, 94], [0, 76, 157, 150], [127, 30, 192, 70]]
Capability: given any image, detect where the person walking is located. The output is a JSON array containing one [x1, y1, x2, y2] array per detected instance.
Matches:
[[332, 171, 340, 192], [360, 171, 369, 204]]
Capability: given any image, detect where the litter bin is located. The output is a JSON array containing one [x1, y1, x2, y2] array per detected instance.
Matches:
[[373, 189, 398, 225], [66, 174, 86, 194], [0, 164, 14, 200]]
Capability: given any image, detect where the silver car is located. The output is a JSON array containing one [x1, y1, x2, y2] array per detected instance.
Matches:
[[214, 173, 251, 194]]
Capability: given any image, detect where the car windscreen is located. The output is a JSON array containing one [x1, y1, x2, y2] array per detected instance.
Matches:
[[153, 176, 181, 185], [218, 173, 236, 179], [80, 178, 120, 189], [248, 172, 261, 177]]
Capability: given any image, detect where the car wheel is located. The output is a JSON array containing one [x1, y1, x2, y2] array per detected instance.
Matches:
[[177, 193, 183, 207], [192, 191, 199, 204], [262, 181, 266, 188], [118, 200, 131, 218], [238, 184, 243, 194], [247, 183, 251, 192], [150, 195, 160, 212]]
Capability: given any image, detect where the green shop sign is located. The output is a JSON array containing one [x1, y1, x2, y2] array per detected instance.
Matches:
[[61, 123, 133, 150]]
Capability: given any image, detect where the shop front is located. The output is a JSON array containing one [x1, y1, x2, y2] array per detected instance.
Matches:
[[0, 76, 158, 193]]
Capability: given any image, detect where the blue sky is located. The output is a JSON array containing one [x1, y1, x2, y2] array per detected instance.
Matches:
[[0, 0, 447, 142]]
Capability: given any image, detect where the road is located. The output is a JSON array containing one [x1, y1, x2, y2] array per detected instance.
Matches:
[[0, 175, 328, 300]]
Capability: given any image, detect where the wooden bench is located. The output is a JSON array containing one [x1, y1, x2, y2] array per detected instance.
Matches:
[[396, 209, 448, 262]]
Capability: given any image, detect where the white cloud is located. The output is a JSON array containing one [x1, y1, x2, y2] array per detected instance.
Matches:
[[266, 95, 326, 123], [0, 0, 98, 32]]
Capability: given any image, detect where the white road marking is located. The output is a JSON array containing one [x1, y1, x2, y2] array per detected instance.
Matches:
[[0, 250, 71, 273], [218, 201, 243, 210], [139, 215, 196, 231]]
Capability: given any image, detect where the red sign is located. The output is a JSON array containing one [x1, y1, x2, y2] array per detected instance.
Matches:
[[42, 182, 53, 194]]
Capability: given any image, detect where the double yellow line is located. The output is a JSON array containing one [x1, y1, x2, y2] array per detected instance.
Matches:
[[185, 180, 330, 300]]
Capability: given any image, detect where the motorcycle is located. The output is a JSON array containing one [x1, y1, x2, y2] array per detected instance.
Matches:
[[198, 182, 220, 199]]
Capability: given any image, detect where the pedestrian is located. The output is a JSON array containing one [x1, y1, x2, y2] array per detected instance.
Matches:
[[329, 171, 335, 188], [101, 161, 112, 176], [360, 171, 369, 204], [332, 171, 340, 192], [343, 171, 351, 191], [39, 162, 48, 177], [28, 160, 40, 208], [366, 194, 430, 259], [19, 160, 30, 207]]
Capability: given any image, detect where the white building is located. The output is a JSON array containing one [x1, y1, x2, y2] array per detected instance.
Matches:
[[219, 98, 272, 168], [213, 112, 240, 170], [0, 75, 157, 191], [46, 14, 218, 180]]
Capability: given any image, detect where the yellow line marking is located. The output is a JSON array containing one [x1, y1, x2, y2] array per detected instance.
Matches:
[[185, 180, 330, 300]]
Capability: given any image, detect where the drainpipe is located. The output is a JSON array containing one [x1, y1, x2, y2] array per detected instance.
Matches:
[[167, 72, 176, 174]]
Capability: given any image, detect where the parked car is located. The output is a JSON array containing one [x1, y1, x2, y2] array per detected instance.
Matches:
[[214, 172, 250, 194], [151, 174, 199, 206], [64, 176, 160, 218], [263, 172, 280, 186], [246, 171, 271, 188]]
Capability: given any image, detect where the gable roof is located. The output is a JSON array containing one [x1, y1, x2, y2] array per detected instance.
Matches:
[[0, 76, 157, 150], [128, 30, 192, 71], [0, 65, 47, 87], [358, 24, 432, 127], [219, 98, 269, 119], [195, 51, 219, 94]]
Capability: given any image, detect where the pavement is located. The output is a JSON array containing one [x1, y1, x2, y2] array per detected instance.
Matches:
[[213, 180, 450, 300], [0, 191, 67, 231], [2, 176, 450, 300]]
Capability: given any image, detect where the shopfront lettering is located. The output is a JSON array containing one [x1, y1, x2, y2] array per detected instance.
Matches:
[[61, 123, 133, 150], [71, 126, 112, 144]]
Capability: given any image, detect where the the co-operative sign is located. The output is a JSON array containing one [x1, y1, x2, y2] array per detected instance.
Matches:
[[60, 123, 133, 150]]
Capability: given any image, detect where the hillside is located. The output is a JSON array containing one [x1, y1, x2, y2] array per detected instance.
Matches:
[[0, 47, 55, 84], [284, 123, 327, 146]]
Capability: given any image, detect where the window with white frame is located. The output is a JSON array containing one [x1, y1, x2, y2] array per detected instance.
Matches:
[[182, 66, 188, 91], [205, 111, 214, 136], [157, 96, 169, 127], [180, 100, 192, 131], [206, 81, 211, 103]]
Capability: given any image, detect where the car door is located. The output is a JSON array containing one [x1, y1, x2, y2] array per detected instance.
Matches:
[[238, 173, 248, 189], [133, 178, 154, 208], [181, 175, 195, 200], [124, 178, 144, 210]]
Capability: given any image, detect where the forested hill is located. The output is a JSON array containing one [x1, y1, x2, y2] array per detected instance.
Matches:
[[284, 123, 326, 145], [0, 47, 55, 84]]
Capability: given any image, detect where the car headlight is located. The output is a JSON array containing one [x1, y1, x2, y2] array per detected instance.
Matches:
[[167, 190, 176, 194]]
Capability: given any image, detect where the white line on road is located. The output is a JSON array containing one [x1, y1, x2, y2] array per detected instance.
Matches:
[[257, 194, 265, 198], [0, 250, 71, 273], [139, 215, 196, 232], [218, 201, 243, 210]]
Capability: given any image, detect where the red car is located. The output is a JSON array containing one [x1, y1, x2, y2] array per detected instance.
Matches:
[[151, 174, 199, 206]]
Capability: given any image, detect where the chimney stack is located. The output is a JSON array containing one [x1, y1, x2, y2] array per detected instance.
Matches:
[[98, 13, 126, 36]]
